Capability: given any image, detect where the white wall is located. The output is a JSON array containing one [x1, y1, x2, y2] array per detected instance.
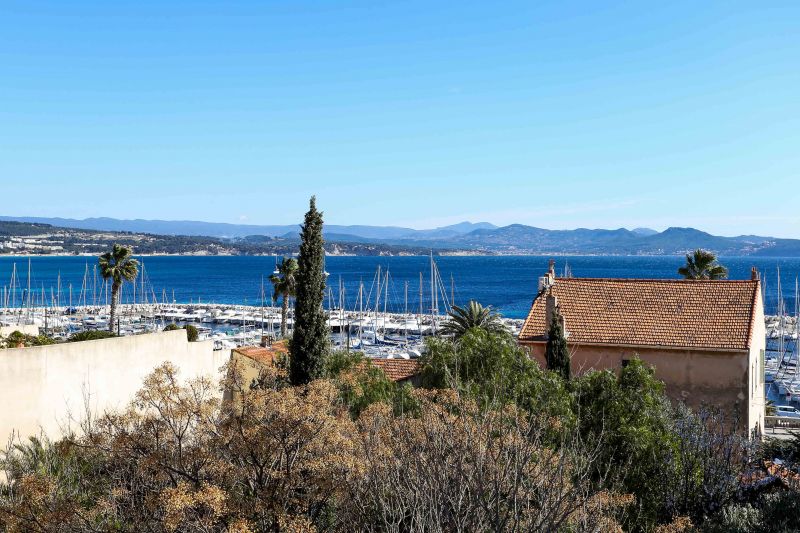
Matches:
[[0, 324, 40, 337], [749, 286, 767, 435], [0, 330, 226, 442]]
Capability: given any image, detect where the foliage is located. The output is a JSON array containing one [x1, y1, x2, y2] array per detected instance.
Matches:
[[420, 328, 573, 420], [0, 363, 627, 532], [678, 249, 728, 280], [573, 359, 750, 531], [573, 359, 674, 529], [704, 491, 800, 533], [183, 324, 199, 342], [290, 196, 329, 385], [66, 330, 117, 342], [341, 392, 630, 532], [326, 350, 419, 418], [0, 331, 56, 348], [162, 323, 180, 331], [98, 243, 139, 333], [269, 256, 299, 338], [439, 300, 505, 339], [545, 307, 571, 380], [0, 329, 775, 532]]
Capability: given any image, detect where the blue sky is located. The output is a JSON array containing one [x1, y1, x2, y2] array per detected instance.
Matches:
[[1, 1, 799, 236]]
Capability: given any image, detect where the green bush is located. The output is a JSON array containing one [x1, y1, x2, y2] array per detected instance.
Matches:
[[163, 323, 180, 332], [1, 331, 57, 348], [67, 331, 117, 343], [183, 324, 199, 342], [326, 350, 418, 418], [419, 328, 572, 419]]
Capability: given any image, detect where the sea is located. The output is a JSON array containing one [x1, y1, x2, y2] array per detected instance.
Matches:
[[1, 255, 799, 319]]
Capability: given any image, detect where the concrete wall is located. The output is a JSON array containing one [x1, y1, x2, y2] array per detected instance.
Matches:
[[0, 330, 226, 442], [522, 340, 758, 433], [0, 324, 40, 337]]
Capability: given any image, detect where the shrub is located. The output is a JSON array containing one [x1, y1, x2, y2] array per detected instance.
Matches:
[[419, 328, 573, 419], [163, 323, 180, 332], [1, 331, 57, 348], [67, 330, 117, 343], [326, 350, 418, 417], [183, 324, 199, 342]]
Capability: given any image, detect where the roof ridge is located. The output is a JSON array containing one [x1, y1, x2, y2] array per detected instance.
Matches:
[[554, 277, 758, 283], [520, 276, 760, 351]]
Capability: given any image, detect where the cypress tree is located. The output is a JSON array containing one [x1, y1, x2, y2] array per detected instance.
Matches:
[[545, 308, 570, 380], [289, 196, 329, 385]]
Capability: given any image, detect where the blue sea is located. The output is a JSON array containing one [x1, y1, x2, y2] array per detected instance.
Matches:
[[0, 255, 798, 319]]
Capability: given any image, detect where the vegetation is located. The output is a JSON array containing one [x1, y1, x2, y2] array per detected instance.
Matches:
[[0, 331, 56, 349], [678, 249, 728, 280], [289, 196, 328, 385], [98, 244, 140, 333], [439, 300, 505, 339], [545, 307, 571, 380], [163, 323, 199, 341], [66, 330, 116, 342], [269, 257, 298, 338], [183, 324, 199, 342], [1, 300, 795, 532]]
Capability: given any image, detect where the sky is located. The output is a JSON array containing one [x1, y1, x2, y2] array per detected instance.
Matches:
[[1, 1, 799, 236]]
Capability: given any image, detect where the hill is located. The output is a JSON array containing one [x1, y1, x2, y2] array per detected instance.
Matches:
[[1, 216, 798, 256]]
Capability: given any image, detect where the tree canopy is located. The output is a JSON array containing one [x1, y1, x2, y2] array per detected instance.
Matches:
[[678, 249, 728, 280], [289, 197, 328, 385]]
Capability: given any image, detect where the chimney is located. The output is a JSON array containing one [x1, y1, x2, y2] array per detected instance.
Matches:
[[538, 259, 558, 293], [751, 266, 760, 281]]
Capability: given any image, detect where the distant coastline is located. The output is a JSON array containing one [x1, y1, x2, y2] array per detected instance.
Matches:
[[3, 218, 800, 257]]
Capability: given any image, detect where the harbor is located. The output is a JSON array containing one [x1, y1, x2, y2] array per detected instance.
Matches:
[[0, 302, 525, 358]]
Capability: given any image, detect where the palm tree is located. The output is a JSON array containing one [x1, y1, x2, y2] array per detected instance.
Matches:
[[99, 244, 139, 333], [270, 257, 299, 338], [440, 300, 505, 339], [678, 249, 728, 280]]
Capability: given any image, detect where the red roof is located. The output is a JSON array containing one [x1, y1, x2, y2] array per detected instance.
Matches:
[[233, 340, 289, 366], [364, 358, 421, 382], [519, 278, 760, 351]]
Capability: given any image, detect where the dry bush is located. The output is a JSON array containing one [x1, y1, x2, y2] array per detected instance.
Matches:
[[1, 362, 628, 532], [339, 389, 629, 533]]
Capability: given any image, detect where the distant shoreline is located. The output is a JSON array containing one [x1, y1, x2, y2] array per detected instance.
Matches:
[[0, 252, 780, 259]]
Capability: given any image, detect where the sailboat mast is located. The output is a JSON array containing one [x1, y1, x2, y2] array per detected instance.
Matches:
[[430, 252, 434, 329], [26, 258, 31, 321], [419, 272, 423, 316], [11, 263, 16, 312], [450, 273, 454, 311]]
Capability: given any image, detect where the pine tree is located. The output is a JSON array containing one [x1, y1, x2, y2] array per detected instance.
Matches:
[[289, 196, 329, 385], [545, 308, 570, 380]]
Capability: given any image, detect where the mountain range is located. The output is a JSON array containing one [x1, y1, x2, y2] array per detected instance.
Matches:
[[0, 216, 496, 240], [1, 216, 798, 256]]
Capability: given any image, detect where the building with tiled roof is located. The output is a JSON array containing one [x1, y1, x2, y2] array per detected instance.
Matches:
[[519, 261, 766, 435], [233, 340, 289, 368], [362, 358, 421, 385], [225, 340, 289, 404]]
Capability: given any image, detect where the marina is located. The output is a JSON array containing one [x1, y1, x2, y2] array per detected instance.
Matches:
[[0, 302, 524, 358]]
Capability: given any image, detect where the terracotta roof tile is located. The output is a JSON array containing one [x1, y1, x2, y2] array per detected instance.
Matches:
[[519, 278, 760, 351], [234, 340, 289, 366], [364, 358, 421, 382]]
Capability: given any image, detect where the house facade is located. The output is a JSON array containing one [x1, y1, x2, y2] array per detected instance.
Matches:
[[518, 263, 766, 435]]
